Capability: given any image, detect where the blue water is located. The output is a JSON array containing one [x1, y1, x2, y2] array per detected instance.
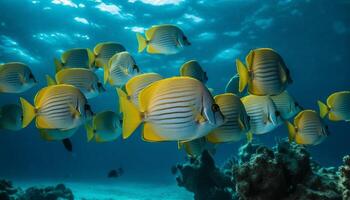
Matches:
[[0, 0, 349, 198]]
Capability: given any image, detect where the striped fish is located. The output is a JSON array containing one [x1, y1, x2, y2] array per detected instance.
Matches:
[[136, 24, 191, 55], [241, 94, 281, 135], [286, 110, 329, 145], [54, 48, 95, 72], [94, 42, 126, 69], [236, 48, 292, 96], [118, 77, 224, 141], [105, 51, 140, 87], [20, 84, 93, 130], [47, 68, 105, 99], [122, 73, 163, 109], [270, 91, 302, 120], [318, 91, 350, 121], [0, 104, 23, 131], [180, 60, 208, 83], [179, 137, 216, 157], [86, 111, 122, 142], [206, 93, 250, 143], [0, 62, 36, 93]]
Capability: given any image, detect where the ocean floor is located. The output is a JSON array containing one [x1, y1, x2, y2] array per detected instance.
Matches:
[[14, 179, 193, 200]]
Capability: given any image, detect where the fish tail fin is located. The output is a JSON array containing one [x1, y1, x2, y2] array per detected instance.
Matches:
[[45, 74, 57, 86], [103, 64, 110, 84], [117, 88, 142, 139], [85, 123, 94, 142], [136, 33, 147, 53], [236, 59, 249, 92], [246, 131, 253, 143], [317, 100, 329, 118], [286, 121, 296, 142], [54, 58, 63, 73], [20, 97, 36, 128]]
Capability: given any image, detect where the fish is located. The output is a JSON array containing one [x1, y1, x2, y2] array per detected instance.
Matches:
[[286, 110, 329, 145], [85, 111, 122, 142], [117, 73, 163, 113], [236, 48, 292, 96], [225, 73, 245, 97], [0, 62, 37, 93], [46, 68, 105, 99], [0, 104, 23, 131], [104, 51, 140, 87], [206, 93, 250, 143], [270, 91, 302, 120], [62, 138, 73, 152], [118, 77, 225, 142], [38, 128, 77, 152], [108, 168, 124, 178], [54, 48, 95, 72], [136, 24, 191, 55], [19, 84, 93, 130], [178, 137, 216, 157], [241, 94, 282, 135], [318, 91, 350, 121], [180, 60, 208, 83], [93, 42, 126, 69]]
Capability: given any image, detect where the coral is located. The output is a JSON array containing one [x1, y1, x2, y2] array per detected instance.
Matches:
[[339, 155, 350, 200], [174, 140, 344, 200], [0, 180, 73, 200], [24, 183, 74, 200], [174, 150, 235, 200]]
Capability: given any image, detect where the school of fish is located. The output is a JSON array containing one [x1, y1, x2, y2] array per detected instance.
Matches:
[[0, 24, 349, 156]]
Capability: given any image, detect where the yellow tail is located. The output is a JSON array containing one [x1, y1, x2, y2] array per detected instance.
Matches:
[[45, 75, 57, 86], [117, 88, 142, 139], [286, 121, 296, 142], [85, 123, 94, 142], [54, 58, 63, 73], [20, 97, 36, 128], [236, 59, 249, 92], [103, 64, 110, 85], [136, 33, 147, 53], [317, 100, 329, 118]]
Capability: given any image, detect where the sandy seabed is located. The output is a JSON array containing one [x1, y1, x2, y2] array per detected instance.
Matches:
[[14, 179, 193, 200]]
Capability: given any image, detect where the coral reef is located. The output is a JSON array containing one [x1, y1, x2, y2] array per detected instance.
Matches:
[[339, 155, 350, 200], [174, 140, 345, 200], [0, 180, 73, 200]]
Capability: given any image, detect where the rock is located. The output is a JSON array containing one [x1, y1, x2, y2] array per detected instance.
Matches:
[[24, 184, 74, 200], [339, 155, 350, 200], [0, 179, 24, 200]]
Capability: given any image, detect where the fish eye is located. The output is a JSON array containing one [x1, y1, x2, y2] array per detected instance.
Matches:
[[133, 64, 140, 73], [183, 36, 187, 41], [29, 73, 34, 79], [84, 104, 91, 111], [295, 102, 299, 107], [212, 104, 220, 112], [275, 111, 280, 116], [325, 125, 329, 130], [97, 82, 102, 88]]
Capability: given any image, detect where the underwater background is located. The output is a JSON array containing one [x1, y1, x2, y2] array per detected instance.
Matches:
[[0, 0, 349, 199]]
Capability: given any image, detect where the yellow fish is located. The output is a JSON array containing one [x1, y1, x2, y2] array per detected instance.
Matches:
[[38, 127, 78, 141], [20, 84, 93, 130], [206, 93, 250, 143], [118, 77, 224, 142], [46, 68, 105, 99], [178, 137, 216, 157], [104, 51, 140, 87], [0, 104, 23, 131], [0, 62, 37, 93], [286, 110, 329, 145], [270, 91, 302, 120], [318, 91, 350, 121], [180, 60, 208, 84], [86, 111, 122, 142], [236, 48, 292, 96], [93, 42, 126, 69], [136, 24, 191, 55], [225, 73, 246, 97], [117, 73, 163, 113], [54, 48, 95, 72], [241, 94, 282, 135]]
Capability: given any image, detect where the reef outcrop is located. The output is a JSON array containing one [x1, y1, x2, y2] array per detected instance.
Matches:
[[174, 140, 345, 200], [0, 180, 73, 200], [339, 155, 350, 200]]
